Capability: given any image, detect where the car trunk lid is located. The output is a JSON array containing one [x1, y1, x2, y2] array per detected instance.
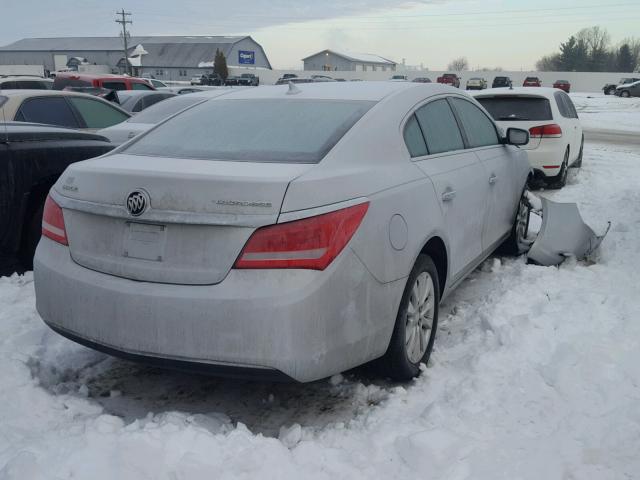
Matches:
[[55, 153, 312, 285]]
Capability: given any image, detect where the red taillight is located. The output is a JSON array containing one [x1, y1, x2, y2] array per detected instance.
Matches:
[[42, 195, 68, 245], [234, 202, 369, 270], [529, 124, 562, 138]]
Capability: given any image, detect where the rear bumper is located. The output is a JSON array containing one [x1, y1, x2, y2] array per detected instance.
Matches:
[[34, 238, 403, 382], [523, 139, 567, 178]]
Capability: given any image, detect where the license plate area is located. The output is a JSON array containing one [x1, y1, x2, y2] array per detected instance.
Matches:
[[123, 222, 167, 262]]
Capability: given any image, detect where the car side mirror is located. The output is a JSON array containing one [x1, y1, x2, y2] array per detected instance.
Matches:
[[505, 128, 529, 146]]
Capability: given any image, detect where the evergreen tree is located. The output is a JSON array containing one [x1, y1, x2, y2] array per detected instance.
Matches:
[[617, 44, 635, 72], [214, 49, 229, 80]]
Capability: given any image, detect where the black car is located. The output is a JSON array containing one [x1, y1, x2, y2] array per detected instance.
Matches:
[[492, 76, 512, 88], [225, 74, 259, 86], [198, 73, 224, 86], [0, 122, 113, 275]]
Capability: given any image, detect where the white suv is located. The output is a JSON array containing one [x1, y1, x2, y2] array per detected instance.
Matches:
[[472, 87, 583, 188]]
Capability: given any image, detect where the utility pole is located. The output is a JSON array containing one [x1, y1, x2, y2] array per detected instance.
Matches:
[[115, 9, 132, 75]]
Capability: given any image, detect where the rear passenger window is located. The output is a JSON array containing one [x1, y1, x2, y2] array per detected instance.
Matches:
[[16, 97, 80, 128], [403, 114, 428, 157], [132, 83, 153, 90], [102, 81, 127, 91], [555, 92, 578, 119], [68, 97, 129, 128], [415, 99, 464, 154], [449, 98, 500, 148]]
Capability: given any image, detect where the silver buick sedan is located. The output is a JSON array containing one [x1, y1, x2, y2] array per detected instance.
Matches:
[[34, 82, 531, 382]]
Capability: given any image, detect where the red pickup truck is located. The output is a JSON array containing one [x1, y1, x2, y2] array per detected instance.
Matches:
[[436, 73, 461, 88]]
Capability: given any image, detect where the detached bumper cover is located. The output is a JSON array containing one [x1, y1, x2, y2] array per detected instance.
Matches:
[[527, 197, 610, 266]]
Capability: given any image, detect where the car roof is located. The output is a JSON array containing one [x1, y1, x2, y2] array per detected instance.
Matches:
[[0, 89, 108, 99], [117, 90, 175, 100], [205, 81, 455, 102], [471, 87, 561, 99], [54, 72, 145, 80], [0, 76, 53, 82], [0, 121, 110, 142]]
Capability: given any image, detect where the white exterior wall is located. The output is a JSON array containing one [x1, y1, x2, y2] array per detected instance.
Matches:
[[0, 64, 44, 76], [229, 67, 638, 92]]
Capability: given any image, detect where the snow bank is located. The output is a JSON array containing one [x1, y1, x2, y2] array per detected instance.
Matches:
[[571, 92, 640, 133], [1, 143, 640, 479]]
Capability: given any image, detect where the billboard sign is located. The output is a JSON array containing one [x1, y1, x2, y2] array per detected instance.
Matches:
[[238, 50, 255, 65]]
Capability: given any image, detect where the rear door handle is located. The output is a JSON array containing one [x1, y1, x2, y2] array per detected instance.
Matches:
[[489, 174, 498, 185], [441, 190, 456, 202]]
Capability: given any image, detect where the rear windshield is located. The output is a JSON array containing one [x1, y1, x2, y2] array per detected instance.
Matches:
[[476, 96, 552, 121], [128, 95, 206, 124], [125, 99, 375, 163]]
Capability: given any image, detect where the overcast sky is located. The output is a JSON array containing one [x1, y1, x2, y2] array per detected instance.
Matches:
[[3, 0, 639, 70]]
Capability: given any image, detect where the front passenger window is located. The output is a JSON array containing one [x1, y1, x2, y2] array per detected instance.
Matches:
[[449, 98, 500, 148], [415, 99, 464, 154]]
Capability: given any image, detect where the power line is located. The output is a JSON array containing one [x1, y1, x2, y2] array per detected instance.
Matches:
[[115, 9, 132, 75]]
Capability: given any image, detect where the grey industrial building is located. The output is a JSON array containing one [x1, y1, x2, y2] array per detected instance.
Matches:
[[0, 36, 272, 80], [302, 49, 396, 72]]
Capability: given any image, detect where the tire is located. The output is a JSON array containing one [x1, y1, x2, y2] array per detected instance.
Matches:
[[573, 136, 584, 168], [547, 148, 569, 189], [19, 203, 44, 271], [378, 254, 440, 381], [500, 190, 531, 255], [621, 90, 630, 98]]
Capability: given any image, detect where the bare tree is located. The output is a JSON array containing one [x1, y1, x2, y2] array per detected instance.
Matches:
[[536, 54, 561, 71], [447, 57, 469, 72]]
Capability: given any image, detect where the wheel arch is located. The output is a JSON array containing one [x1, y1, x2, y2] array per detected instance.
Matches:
[[418, 235, 448, 299]]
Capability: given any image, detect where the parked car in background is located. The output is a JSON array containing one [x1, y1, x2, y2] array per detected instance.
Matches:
[[35, 82, 531, 384], [111, 90, 177, 113], [602, 77, 640, 95], [200, 73, 224, 86], [147, 79, 169, 88], [0, 76, 53, 90], [53, 73, 155, 91], [225, 73, 259, 86], [0, 90, 130, 131], [615, 80, 640, 97], [436, 73, 460, 88], [97, 89, 234, 145], [276, 73, 298, 83], [390, 74, 409, 81], [492, 76, 512, 88], [190, 76, 203, 85], [523, 77, 542, 87], [466, 77, 487, 90], [412, 77, 432, 83], [0, 122, 113, 275], [552, 80, 571, 93], [473, 87, 583, 189]]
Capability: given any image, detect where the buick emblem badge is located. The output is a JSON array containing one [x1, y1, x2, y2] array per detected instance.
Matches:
[[126, 190, 149, 216]]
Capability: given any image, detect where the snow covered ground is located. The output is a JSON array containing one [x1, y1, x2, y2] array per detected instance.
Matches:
[[571, 92, 640, 133], [1, 98, 640, 479]]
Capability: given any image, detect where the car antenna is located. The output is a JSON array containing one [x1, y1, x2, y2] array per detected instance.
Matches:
[[286, 81, 301, 95]]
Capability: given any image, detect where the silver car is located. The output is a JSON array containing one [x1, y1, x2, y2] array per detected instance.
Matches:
[[34, 82, 531, 382]]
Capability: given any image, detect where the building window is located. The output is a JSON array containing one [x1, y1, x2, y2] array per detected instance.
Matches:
[[362, 65, 368, 72], [372, 65, 377, 72], [178, 69, 187, 77], [155, 69, 164, 76], [382, 66, 386, 72]]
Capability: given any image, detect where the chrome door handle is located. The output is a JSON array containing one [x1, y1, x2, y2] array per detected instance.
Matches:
[[489, 174, 498, 185], [441, 190, 456, 202]]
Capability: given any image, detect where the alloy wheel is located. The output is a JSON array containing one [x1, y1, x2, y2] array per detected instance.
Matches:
[[405, 272, 436, 364]]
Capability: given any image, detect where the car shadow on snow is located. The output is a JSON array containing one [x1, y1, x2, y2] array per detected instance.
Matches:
[[29, 344, 398, 438]]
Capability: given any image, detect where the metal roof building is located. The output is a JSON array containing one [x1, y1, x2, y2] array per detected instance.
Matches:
[[302, 49, 397, 72], [0, 36, 272, 80]]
